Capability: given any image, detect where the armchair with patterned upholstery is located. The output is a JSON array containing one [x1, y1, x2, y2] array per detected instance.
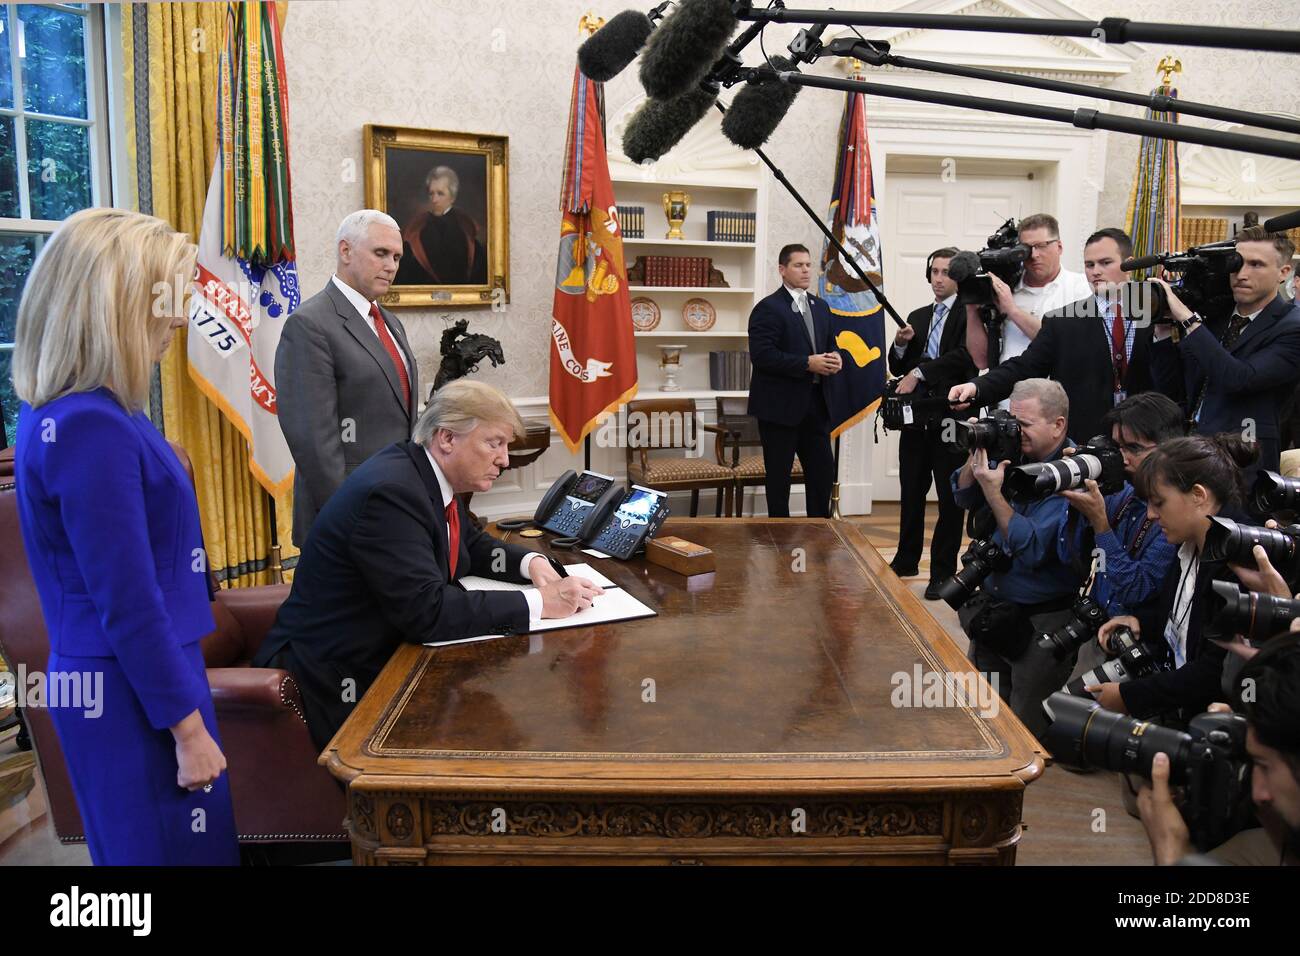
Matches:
[[712, 397, 803, 517], [624, 398, 736, 517]]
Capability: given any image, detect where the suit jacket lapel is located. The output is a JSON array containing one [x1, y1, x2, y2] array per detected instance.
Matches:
[[330, 282, 410, 417], [379, 305, 418, 416], [812, 293, 830, 353], [404, 441, 456, 579]]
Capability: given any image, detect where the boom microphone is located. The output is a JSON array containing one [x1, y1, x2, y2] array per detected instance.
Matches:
[[721, 56, 800, 150], [578, 10, 658, 82], [1264, 209, 1300, 234], [1121, 254, 1165, 272], [639, 0, 738, 101], [623, 87, 719, 163]]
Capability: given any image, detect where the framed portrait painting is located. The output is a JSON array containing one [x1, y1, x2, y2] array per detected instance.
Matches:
[[363, 125, 509, 308]]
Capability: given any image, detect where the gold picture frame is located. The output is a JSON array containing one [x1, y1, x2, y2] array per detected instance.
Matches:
[[363, 124, 510, 308]]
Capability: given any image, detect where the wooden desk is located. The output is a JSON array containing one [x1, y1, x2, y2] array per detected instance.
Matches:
[[322, 519, 1046, 865]]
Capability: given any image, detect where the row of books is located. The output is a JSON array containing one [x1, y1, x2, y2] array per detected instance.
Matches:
[[617, 205, 646, 238], [707, 210, 755, 243], [708, 350, 752, 391], [1180, 217, 1229, 247], [640, 255, 713, 287]]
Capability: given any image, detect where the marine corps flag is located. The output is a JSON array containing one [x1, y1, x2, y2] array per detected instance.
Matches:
[[817, 85, 887, 438], [549, 64, 638, 453], [188, 1, 299, 494]]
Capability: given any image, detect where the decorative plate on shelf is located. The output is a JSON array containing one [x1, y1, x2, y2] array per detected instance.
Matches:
[[631, 297, 661, 332], [682, 297, 716, 331]]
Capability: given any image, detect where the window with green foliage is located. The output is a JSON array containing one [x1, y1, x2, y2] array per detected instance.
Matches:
[[0, 3, 109, 448]]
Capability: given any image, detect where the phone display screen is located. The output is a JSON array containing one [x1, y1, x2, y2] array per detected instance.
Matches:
[[568, 472, 612, 504], [611, 487, 666, 529]]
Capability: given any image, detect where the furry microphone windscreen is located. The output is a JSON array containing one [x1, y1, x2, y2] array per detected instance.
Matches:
[[946, 250, 982, 284], [720, 56, 800, 150], [578, 10, 655, 82], [638, 0, 737, 101], [622, 87, 719, 164]]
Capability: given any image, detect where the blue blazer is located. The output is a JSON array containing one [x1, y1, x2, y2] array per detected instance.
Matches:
[[1150, 294, 1300, 473], [15, 388, 214, 730], [747, 286, 832, 427]]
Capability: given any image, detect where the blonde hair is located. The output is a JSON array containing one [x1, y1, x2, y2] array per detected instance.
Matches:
[[413, 378, 524, 446], [11, 207, 196, 411]]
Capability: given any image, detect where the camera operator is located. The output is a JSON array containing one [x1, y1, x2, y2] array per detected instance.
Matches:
[[888, 247, 977, 595], [1149, 225, 1300, 474], [949, 228, 1155, 445], [1055, 393, 1184, 628], [1138, 632, 1300, 865], [950, 378, 1083, 736], [1092, 434, 1259, 718], [962, 213, 1091, 374]]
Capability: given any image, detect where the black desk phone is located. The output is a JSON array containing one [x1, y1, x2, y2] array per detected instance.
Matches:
[[533, 470, 670, 558]]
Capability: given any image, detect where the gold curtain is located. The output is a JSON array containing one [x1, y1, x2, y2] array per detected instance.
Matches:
[[123, 3, 297, 587]]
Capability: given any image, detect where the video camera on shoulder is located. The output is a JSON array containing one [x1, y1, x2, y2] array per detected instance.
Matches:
[[1003, 435, 1126, 504], [1042, 692, 1253, 852], [1120, 241, 1241, 324], [950, 409, 1022, 463], [948, 218, 1030, 308]]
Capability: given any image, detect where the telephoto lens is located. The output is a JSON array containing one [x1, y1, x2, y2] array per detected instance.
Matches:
[[1250, 469, 1300, 517], [1035, 596, 1107, 660], [1204, 579, 1300, 643], [1003, 436, 1125, 503], [1202, 515, 1300, 580], [936, 538, 1012, 610], [1041, 692, 1253, 851]]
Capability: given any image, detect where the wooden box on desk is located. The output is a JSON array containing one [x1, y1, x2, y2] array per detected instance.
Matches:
[[645, 535, 716, 575]]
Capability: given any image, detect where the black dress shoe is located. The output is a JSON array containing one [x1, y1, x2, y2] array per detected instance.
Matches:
[[890, 561, 920, 577], [924, 580, 945, 601]]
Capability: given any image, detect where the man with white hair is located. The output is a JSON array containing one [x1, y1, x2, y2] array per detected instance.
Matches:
[[276, 209, 420, 546], [395, 165, 487, 286], [254, 378, 603, 749]]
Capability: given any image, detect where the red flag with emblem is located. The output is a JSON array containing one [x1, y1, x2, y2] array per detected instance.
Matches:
[[549, 64, 638, 452]]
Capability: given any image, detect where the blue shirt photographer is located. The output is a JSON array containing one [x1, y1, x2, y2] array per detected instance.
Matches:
[[950, 440, 1078, 606], [1056, 483, 1177, 617]]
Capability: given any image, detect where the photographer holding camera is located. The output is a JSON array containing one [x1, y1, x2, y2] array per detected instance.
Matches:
[[888, 246, 978, 594], [962, 214, 1091, 373], [1055, 393, 1184, 624], [1092, 434, 1259, 718], [1137, 632, 1300, 865], [949, 228, 1156, 445], [1149, 225, 1300, 474], [949, 378, 1083, 736]]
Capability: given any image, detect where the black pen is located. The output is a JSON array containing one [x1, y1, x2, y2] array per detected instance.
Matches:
[[547, 555, 569, 579]]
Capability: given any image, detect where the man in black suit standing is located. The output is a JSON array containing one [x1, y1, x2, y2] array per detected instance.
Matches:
[[888, 247, 976, 597], [948, 228, 1154, 445], [747, 244, 842, 517], [253, 379, 603, 749], [1149, 225, 1300, 474]]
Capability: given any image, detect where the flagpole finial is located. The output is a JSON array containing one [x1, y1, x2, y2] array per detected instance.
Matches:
[[580, 12, 605, 37], [1157, 56, 1182, 87]]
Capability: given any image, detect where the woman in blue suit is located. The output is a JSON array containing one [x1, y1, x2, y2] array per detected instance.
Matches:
[[10, 208, 238, 865]]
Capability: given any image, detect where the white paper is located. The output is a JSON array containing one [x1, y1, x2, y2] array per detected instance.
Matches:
[[457, 562, 616, 592], [582, 548, 611, 559]]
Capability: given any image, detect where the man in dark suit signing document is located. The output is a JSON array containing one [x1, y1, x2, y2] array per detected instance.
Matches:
[[254, 379, 603, 748]]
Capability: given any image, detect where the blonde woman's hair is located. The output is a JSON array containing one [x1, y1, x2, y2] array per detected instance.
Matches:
[[11, 207, 196, 411], [413, 378, 524, 447]]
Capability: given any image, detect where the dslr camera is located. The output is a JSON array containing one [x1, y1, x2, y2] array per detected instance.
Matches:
[[1202, 515, 1300, 586], [935, 537, 1013, 610], [1059, 625, 1170, 698], [1003, 435, 1126, 504], [950, 409, 1022, 464], [1043, 692, 1253, 851], [1205, 580, 1300, 644], [1036, 595, 1107, 660], [1250, 469, 1300, 519], [952, 218, 1030, 307]]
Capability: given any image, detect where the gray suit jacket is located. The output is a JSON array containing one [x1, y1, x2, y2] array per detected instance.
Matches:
[[276, 279, 419, 546]]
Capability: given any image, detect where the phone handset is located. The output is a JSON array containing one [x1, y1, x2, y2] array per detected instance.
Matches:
[[533, 469, 576, 524], [578, 483, 625, 541]]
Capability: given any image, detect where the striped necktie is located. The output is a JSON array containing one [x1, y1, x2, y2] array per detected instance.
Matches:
[[925, 301, 948, 358]]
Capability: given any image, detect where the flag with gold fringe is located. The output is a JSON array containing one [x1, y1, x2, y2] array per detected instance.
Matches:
[[818, 85, 887, 438], [188, 1, 299, 495], [549, 63, 638, 453], [1124, 82, 1181, 278]]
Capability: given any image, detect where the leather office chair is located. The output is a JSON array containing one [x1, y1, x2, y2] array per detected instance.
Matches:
[[624, 398, 735, 517], [0, 444, 346, 847], [713, 397, 803, 517]]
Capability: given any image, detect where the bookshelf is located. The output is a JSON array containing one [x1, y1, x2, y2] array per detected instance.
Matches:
[[608, 93, 769, 399]]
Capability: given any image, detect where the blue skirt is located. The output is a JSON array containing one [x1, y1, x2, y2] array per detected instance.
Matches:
[[47, 641, 239, 865]]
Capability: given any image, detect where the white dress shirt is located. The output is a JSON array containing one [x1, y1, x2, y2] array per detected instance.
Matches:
[[893, 293, 958, 378], [423, 445, 544, 621], [1003, 267, 1091, 362], [331, 274, 411, 379], [1162, 541, 1201, 669]]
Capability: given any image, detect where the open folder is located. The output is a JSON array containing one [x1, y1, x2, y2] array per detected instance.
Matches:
[[424, 562, 657, 647]]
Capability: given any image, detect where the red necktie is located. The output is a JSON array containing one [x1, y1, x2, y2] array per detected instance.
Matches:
[[445, 498, 460, 578], [369, 303, 411, 411], [1110, 302, 1127, 389]]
